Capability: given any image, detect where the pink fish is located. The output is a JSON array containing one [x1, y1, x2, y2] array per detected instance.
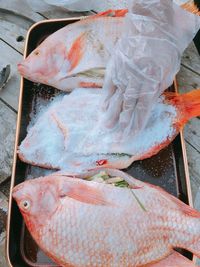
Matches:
[[18, 88, 200, 171], [13, 169, 200, 267], [17, 10, 127, 91], [145, 251, 196, 267]]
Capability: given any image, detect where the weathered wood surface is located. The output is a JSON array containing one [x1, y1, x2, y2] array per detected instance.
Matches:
[[0, 41, 22, 111], [182, 42, 200, 74], [40, 7, 90, 19], [0, 192, 8, 267], [0, 101, 16, 183]]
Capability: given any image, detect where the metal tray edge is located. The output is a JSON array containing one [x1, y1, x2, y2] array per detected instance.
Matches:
[[173, 79, 193, 207]]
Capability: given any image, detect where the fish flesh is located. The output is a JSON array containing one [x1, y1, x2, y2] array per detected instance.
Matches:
[[18, 88, 200, 171], [17, 10, 126, 91], [13, 169, 200, 267]]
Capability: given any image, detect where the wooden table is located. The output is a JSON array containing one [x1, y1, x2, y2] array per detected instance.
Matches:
[[0, 1, 200, 266]]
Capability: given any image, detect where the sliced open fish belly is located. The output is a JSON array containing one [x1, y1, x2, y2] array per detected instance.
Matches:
[[18, 88, 200, 171], [12, 169, 200, 267]]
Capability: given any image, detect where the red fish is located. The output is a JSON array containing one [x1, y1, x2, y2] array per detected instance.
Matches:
[[18, 88, 200, 171], [145, 251, 196, 267], [13, 169, 200, 267], [17, 10, 127, 91]]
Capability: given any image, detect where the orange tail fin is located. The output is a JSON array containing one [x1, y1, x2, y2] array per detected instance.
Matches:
[[181, 0, 200, 16], [166, 89, 200, 123], [91, 9, 128, 18]]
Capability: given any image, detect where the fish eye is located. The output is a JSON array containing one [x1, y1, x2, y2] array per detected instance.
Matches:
[[34, 50, 40, 56], [21, 200, 31, 210]]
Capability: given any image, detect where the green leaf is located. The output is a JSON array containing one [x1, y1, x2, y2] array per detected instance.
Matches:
[[114, 180, 129, 187]]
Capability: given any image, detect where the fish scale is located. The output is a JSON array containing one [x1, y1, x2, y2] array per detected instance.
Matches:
[[12, 170, 200, 266], [18, 16, 124, 92]]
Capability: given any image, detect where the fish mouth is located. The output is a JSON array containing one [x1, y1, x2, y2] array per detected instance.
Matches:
[[12, 183, 25, 201], [17, 62, 29, 77]]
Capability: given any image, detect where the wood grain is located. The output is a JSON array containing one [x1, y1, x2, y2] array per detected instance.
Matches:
[[0, 40, 22, 111], [182, 42, 200, 75]]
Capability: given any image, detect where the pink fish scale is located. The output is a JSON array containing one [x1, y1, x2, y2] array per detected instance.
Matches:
[[13, 174, 200, 267]]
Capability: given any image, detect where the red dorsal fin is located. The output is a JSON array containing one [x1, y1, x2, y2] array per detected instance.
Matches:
[[59, 180, 110, 206], [67, 32, 86, 72], [90, 9, 128, 18]]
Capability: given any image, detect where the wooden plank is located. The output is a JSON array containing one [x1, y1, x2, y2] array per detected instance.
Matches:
[[182, 42, 200, 75], [0, 192, 8, 267], [184, 118, 200, 153], [0, 40, 22, 111], [0, 20, 26, 54], [177, 65, 200, 94], [0, 0, 44, 22], [0, 100, 16, 183], [0, 2, 45, 54], [40, 7, 90, 19], [184, 141, 200, 200]]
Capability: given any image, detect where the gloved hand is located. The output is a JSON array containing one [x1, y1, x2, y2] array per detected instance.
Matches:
[[100, 0, 200, 139]]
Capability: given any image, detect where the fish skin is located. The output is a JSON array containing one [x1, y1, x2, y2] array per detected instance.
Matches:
[[143, 251, 197, 267], [18, 88, 200, 171], [17, 13, 125, 92], [13, 169, 200, 267]]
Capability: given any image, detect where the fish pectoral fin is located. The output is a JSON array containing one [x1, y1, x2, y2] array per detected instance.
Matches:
[[59, 182, 110, 206], [67, 32, 86, 72], [91, 9, 128, 18]]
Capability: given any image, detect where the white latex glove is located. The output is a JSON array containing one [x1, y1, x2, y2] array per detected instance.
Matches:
[[100, 0, 200, 138]]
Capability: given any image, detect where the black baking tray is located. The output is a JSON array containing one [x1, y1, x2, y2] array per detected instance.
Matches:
[[6, 18, 193, 267]]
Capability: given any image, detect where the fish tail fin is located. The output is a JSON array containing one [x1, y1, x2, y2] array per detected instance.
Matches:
[[144, 251, 196, 267], [181, 0, 200, 16], [148, 182, 200, 258], [166, 89, 200, 123], [184, 217, 200, 258], [176, 200, 200, 258], [91, 9, 128, 18]]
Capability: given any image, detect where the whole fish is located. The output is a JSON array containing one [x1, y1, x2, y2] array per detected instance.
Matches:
[[13, 169, 200, 267], [18, 88, 200, 171], [17, 10, 126, 91]]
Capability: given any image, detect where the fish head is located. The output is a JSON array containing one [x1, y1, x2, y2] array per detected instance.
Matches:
[[12, 177, 59, 232], [17, 38, 68, 85]]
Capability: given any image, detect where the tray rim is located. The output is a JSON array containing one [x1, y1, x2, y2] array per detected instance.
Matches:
[[5, 17, 193, 267]]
